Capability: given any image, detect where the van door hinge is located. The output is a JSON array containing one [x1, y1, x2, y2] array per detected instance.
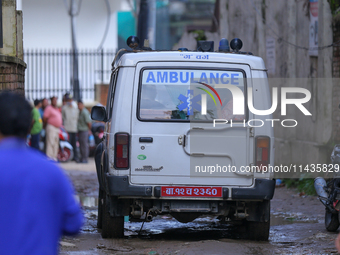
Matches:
[[178, 135, 184, 145], [249, 128, 254, 137]]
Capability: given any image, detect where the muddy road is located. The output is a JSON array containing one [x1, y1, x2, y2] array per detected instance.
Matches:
[[60, 160, 338, 255]]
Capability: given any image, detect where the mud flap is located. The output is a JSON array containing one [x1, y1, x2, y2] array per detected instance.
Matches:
[[246, 200, 270, 222], [107, 196, 130, 217]]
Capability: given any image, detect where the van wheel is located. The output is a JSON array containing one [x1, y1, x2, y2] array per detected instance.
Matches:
[[246, 220, 270, 241], [97, 189, 104, 229], [325, 209, 339, 232], [101, 194, 124, 238]]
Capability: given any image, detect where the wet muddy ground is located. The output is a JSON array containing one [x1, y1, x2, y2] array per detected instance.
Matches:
[[60, 160, 339, 255]]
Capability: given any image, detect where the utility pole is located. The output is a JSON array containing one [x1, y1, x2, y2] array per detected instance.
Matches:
[[68, 0, 81, 100], [148, 0, 156, 49], [0, 0, 3, 48], [137, 0, 148, 46]]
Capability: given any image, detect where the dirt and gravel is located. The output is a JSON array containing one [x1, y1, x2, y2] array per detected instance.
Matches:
[[59, 159, 339, 255]]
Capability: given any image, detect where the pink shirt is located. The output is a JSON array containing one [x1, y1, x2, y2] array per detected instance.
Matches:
[[43, 105, 62, 128]]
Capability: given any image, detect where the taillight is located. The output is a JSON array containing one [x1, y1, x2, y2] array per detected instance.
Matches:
[[255, 136, 270, 171], [114, 133, 129, 169]]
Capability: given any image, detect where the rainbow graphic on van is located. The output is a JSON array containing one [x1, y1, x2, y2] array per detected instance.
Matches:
[[196, 82, 222, 106], [177, 82, 222, 115]]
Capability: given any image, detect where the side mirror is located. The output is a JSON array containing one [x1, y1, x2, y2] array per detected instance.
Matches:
[[91, 106, 108, 122]]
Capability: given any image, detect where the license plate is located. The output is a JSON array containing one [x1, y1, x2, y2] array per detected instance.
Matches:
[[161, 186, 222, 197]]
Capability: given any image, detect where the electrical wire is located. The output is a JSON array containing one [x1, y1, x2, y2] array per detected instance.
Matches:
[[138, 217, 146, 236], [63, 0, 82, 16], [97, 0, 111, 50], [62, 0, 110, 50], [251, 0, 340, 51]]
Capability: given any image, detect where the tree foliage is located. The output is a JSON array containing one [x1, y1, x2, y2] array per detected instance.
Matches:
[[328, 0, 340, 15]]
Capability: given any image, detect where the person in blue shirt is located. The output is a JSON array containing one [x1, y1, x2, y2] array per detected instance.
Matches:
[[0, 91, 83, 255]]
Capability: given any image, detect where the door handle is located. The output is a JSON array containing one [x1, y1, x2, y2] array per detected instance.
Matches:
[[139, 137, 153, 143]]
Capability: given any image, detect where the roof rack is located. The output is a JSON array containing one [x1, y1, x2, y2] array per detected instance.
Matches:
[[111, 36, 254, 69]]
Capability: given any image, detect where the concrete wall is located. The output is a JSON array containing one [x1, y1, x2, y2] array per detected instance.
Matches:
[[227, 0, 334, 165], [332, 14, 340, 144], [0, 0, 26, 95], [176, 0, 335, 165], [224, 0, 334, 165]]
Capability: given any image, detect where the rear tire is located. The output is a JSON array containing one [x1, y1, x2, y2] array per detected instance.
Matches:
[[101, 194, 124, 238], [325, 209, 339, 232], [246, 220, 270, 241], [97, 189, 104, 229]]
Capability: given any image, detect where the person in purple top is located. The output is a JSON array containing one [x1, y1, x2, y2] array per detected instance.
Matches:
[[0, 91, 83, 255]]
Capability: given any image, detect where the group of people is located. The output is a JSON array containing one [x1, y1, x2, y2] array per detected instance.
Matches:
[[30, 93, 92, 163]]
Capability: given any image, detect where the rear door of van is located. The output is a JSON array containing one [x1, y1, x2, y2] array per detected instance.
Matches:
[[130, 61, 254, 190]]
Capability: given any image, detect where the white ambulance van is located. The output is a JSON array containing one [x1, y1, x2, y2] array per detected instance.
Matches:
[[91, 37, 275, 240]]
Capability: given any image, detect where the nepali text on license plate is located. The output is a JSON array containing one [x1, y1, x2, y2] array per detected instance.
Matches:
[[161, 186, 222, 197]]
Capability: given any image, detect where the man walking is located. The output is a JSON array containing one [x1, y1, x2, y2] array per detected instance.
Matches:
[[62, 93, 79, 160], [43, 96, 62, 161], [77, 100, 91, 163], [30, 99, 43, 150], [0, 91, 83, 255]]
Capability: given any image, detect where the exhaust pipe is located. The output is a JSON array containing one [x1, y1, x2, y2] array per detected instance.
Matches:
[[146, 214, 153, 221], [314, 177, 328, 199]]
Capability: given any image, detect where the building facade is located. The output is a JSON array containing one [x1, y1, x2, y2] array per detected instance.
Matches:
[[0, 0, 26, 95], [19, 0, 134, 102]]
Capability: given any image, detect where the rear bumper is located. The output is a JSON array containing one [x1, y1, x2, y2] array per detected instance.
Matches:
[[106, 174, 152, 197], [231, 179, 275, 200], [105, 175, 275, 200]]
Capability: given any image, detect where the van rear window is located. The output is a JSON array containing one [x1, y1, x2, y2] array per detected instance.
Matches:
[[138, 69, 246, 121]]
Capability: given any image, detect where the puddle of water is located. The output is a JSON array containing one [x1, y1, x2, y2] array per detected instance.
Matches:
[[271, 215, 319, 226], [271, 212, 319, 226], [124, 216, 246, 240], [79, 203, 99, 234], [75, 196, 98, 208], [60, 251, 101, 255], [123, 213, 322, 241], [77, 200, 322, 243], [126, 215, 220, 233]]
